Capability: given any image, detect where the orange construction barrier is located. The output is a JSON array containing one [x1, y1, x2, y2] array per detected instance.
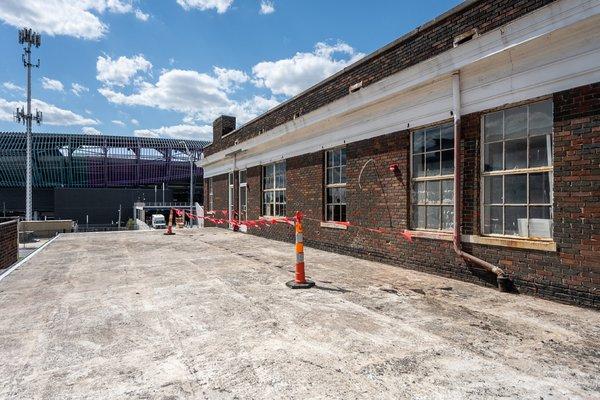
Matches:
[[286, 211, 314, 289], [164, 208, 175, 235]]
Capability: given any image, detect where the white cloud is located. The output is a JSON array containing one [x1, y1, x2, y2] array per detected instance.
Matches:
[[0, 97, 98, 126], [176, 0, 233, 13], [71, 83, 90, 96], [252, 41, 364, 97], [82, 126, 102, 135], [259, 0, 274, 14], [134, 9, 149, 21], [214, 67, 249, 92], [99, 68, 278, 125], [0, 0, 147, 40], [134, 124, 212, 140], [96, 54, 152, 87], [112, 119, 126, 126], [2, 82, 24, 93], [131, 118, 139, 125], [41, 77, 64, 92]]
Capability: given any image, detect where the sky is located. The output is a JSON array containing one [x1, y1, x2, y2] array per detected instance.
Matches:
[[0, 0, 461, 141]]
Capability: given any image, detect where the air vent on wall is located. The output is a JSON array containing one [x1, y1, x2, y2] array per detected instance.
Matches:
[[453, 28, 478, 47], [349, 81, 363, 94]]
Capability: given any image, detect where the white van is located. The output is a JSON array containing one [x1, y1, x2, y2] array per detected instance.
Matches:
[[151, 214, 166, 229]]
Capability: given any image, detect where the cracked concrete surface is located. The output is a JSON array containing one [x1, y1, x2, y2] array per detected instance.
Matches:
[[0, 228, 598, 399]]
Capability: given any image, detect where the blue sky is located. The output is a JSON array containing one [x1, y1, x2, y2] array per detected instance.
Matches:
[[0, 0, 461, 140]]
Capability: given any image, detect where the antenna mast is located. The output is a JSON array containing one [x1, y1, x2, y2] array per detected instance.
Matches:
[[14, 28, 42, 221]]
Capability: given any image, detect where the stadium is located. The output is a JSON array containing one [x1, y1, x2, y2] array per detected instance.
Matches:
[[0, 131, 207, 226]]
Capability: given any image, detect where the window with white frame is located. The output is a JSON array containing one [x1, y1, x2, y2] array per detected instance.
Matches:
[[239, 170, 247, 221], [411, 123, 454, 231], [262, 161, 286, 217], [208, 177, 214, 211], [325, 147, 347, 222], [482, 99, 553, 238]]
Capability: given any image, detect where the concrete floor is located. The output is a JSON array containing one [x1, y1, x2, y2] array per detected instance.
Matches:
[[0, 229, 598, 400]]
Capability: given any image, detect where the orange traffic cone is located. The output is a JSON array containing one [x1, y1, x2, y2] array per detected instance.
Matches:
[[164, 208, 175, 235]]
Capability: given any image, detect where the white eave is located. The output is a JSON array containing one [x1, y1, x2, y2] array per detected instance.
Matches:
[[199, 0, 600, 178]]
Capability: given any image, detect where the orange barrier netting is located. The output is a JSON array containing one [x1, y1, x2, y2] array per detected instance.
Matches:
[[171, 208, 413, 243]]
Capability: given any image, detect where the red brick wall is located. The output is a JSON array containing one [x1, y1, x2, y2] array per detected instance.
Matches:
[[204, 83, 599, 308], [205, 0, 556, 156], [0, 219, 18, 270]]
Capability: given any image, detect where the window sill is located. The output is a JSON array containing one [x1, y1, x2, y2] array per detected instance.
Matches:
[[408, 230, 453, 241], [406, 231, 557, 251], [463, 235, 557, 252], [320, 221, 348, 230]]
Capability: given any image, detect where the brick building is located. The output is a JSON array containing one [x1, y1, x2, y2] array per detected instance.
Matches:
[[0, 218, 18, 270], [199, 0, 600, 307]]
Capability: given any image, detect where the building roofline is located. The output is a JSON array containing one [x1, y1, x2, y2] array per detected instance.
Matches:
[[0, 131, 210, 148], [204, 0, 480, 148]]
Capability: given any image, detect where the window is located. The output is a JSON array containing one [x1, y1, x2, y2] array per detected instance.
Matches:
[[325, 147, 347, 222], [262, 161, 286, 217], [228, 172, 234, 224], [482, 99, 553, 238], [411, 123, 454, 231], [239, 170, 247, 221], [208, 177, 214, 211]]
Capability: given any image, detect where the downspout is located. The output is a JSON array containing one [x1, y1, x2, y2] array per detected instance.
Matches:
[[451, 71, 509, 291]]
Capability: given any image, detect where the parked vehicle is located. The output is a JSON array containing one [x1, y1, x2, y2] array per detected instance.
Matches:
[[151, 214, 166, 229]]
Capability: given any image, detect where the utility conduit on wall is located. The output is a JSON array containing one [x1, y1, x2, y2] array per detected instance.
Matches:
[[451, 71, 509, 292]]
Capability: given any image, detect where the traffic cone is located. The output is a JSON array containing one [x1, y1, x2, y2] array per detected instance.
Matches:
[[164, 208, 175, 235], [286, 211, 315, 289]]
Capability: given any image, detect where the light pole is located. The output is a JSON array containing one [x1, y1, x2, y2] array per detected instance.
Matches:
[[179, 141, 194, 227], [14, 28, 42, 221]]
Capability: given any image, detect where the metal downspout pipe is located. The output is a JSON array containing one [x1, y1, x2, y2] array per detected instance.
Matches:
[[451, 71, 509, 291]]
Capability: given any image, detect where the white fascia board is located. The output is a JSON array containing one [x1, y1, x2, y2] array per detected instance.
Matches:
[[201, 0, 600, 177]]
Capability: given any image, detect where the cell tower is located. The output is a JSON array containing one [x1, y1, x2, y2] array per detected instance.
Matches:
[[14, 28, 42, 221]]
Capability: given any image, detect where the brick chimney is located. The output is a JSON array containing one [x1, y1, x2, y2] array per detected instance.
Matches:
[[212, 115, 236, 143]]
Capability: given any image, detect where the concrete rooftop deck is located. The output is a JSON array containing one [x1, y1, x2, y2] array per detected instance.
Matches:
[[0, 229, 598, 399]]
